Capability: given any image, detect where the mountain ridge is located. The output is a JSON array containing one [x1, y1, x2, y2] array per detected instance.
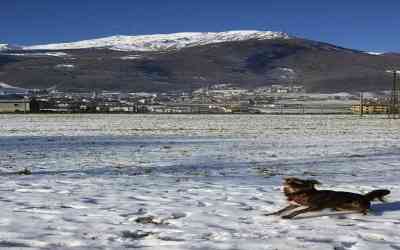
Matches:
[[22, 30, 290, 52], [1, 31, 400, 93]]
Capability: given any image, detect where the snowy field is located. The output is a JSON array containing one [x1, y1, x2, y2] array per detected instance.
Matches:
[[0, 114, 400, 250]]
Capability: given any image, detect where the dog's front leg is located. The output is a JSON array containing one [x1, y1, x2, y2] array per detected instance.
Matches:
[[281, 206, 321, 219], [264, 204, 300, 216]]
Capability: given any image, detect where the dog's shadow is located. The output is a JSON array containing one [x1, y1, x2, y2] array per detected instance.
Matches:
[[371, 201, 400, 215], [292, 201, 400, 220], [293, 211, 359, 220]]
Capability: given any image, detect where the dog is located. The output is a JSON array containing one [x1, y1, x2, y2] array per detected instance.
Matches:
[[265, 177, 390, 219]]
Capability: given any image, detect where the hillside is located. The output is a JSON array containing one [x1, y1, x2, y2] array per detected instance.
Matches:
[[1, 31, 400, 93]]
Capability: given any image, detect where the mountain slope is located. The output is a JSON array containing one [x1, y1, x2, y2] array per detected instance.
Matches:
[[1, 31, 400, 93]]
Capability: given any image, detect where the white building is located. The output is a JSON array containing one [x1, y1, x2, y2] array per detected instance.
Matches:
[[0, 98, 30, 112]]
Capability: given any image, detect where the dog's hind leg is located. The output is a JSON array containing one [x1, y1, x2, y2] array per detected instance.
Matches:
[[281, 206, 321, 219], [264, 204, 300, 216]]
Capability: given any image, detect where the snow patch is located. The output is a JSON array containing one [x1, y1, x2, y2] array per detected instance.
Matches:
[[0, 82, 20, 89], [55, 64, 75, 69], [278, 67, 295, 73], [43, 52, 69, 57], [0, 82, 29, 95], [365, 52, 385, 56], [120, 55, 143, 60], [23, 30, 290, 52], [2, 52, 69, 57]]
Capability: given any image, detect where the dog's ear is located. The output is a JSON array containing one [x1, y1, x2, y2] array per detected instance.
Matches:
[[284, 177, 301, 184], [283, 177, 294, 182]]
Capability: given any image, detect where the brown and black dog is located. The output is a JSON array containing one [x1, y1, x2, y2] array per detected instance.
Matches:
[[265, 177, 390, 219]]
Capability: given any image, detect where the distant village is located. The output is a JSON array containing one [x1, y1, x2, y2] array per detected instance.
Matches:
[[0, 83, 395, 114]]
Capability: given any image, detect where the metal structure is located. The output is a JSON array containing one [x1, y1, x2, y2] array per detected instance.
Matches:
[[387, 70, 400, 118], [359, 92, 364, 117]]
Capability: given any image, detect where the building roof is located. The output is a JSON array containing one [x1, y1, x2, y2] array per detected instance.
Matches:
[[0, 94, 26, 100], [0, 94, 29, 103], [0, 99, 29, 103]]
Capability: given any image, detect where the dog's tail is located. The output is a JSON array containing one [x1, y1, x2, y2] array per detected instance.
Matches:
[[364, 189, 390, 202]]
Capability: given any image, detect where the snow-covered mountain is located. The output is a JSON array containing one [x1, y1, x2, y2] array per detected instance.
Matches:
[[4, 32, 400, 93], [23, 30, 290, 52]]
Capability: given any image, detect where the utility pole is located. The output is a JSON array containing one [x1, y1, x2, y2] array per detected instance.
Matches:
[[360, 92, 364, 117]]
